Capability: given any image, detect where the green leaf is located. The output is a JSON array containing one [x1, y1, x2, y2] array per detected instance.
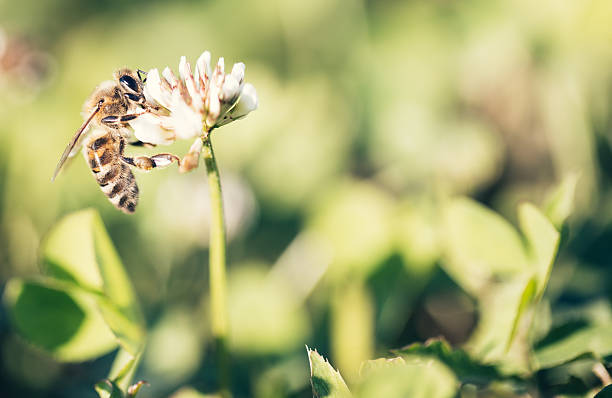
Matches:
[[359, 357, 406, 379], [518, 203, 560, 297], [506, 277, 537, 352], [358, 355, 458, 398], [442, 197, 529, 294], [95, 379, 124, 398], [4, 208, 145, 387], [465, 278, 532, 371], [41, 209, 145, 356], [42, 209, 106, 293], [443, 198, 534, 367], [499, 204, 560, 367], [543, 173, 578, 230], [3, 278, 117, 361], [97, 298, 144, 356], [444, 198, 565, 371], [90, 211, 142, 315], [307, 347, 352, 398], [394, 338, 507, 385], [534, 323, 612, 370]]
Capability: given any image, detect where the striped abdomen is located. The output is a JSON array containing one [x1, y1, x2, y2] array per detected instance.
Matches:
[[85, 131, 139, 214]]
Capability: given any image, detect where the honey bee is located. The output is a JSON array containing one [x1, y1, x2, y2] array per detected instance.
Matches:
[[52, 69, 180, 214]]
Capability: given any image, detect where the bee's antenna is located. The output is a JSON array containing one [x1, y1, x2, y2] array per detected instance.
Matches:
[[137, 69, 148, 83]]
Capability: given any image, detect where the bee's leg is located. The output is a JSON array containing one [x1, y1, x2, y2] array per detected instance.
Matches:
[[179, 137, 203, 173], [101, 114, 141, 128], [121, 153, 180, 171], [118, 136, 179, 171], [128, 140, 157, 148]]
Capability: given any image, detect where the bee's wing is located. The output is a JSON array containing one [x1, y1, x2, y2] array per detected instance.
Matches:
[[52, 104, 101, 181]]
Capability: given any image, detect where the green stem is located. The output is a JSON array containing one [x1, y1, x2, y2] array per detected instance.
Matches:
[[202, 134, 230, 397], [108, 348, 141, 391]]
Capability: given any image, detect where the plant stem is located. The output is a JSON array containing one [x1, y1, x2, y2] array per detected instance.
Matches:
[[202, 134, 230, 397], [108, 348, 141, 391]]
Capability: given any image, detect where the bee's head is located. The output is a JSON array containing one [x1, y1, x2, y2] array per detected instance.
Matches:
[[83, 81, 127, 121], [114, 68, 144, 103]]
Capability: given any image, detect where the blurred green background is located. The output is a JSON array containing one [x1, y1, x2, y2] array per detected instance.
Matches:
[[1, 0, 612, 397]]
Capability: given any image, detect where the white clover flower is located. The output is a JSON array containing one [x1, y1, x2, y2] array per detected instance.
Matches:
[[129, 51, 258, 144]]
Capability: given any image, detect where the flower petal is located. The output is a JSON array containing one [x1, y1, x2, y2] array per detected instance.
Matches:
[[162, 67, 178, 88], [178, 56, 188, 80], [215, 57, 225, 79], [129, 113, 175, 145], [231, 83, 258, 118], [221, 75, 240, 102], [142, 50, 257, 134], [205, 84, 221, 128], [231, 63, 245, 84], [143, 68, 172, 108], [196, 51, 211, 87], [215, 83, 258, 127], [170, 91, 204, 139], [180, 56, 204, 112]]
